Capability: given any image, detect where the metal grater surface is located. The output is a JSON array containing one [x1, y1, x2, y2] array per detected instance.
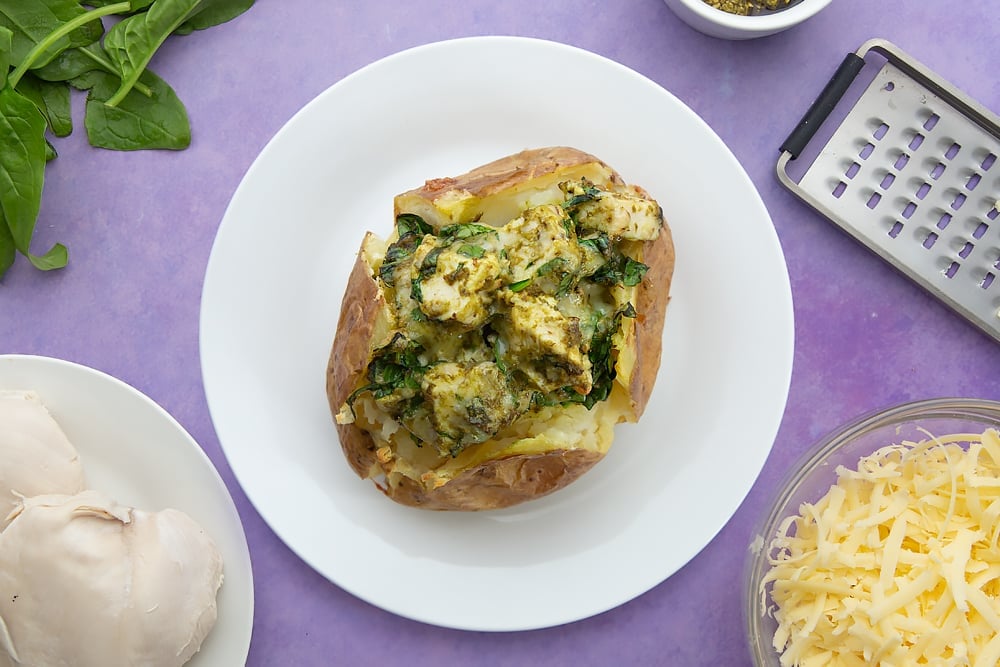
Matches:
[[778, 39, 1000, 343]]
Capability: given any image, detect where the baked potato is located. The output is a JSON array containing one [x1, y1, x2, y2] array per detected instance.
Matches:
[[326, 147, 674, 510]]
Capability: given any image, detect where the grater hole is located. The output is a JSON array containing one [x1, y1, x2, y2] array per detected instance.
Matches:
[[832, 181, 847, 198], [973, 223, 989, 239], [945, 261, 960, 279], [894, 153, 910, 170], [923, 113, 940, 131], [883, 81, 895, 92], [916, 182, 931, 200], [909, 133, 925, 151], [873, 123, 890, 140], [951, 193, 967, 210], [923, 232, 939, 249], [867, 192, 882, 209], [945, 142, 962, 160], [983, 153, 997, 170], [902, 202, 917, 219], [966, 173, 981, 191], [959, 242, 975, 259], [930, 162, 945, 179], [938, 212, 953, 229], [989, 206, 999, 221], [983, 273, 995, 290], [845, 162, 861, 179], [860, 142, 875, 160], [880, 173, 895, 190], [888, 221, 904, 238]]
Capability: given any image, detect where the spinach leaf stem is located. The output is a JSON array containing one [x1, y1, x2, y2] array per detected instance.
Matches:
[[77, 44, 153, 97], [8, 2, 132, 89]]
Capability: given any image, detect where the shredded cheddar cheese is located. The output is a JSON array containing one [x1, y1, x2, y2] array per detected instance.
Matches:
[[762, 428, 1000, 666]]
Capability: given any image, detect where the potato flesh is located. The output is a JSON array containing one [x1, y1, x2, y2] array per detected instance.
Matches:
[[392, 162, 615, 232], [351, 382, 630, 487]]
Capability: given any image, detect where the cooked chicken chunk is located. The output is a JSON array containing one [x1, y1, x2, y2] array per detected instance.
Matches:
[[420, 361, 520, 453], [410, 237, 503, 329], [496, 291, 592, 395], [563, 181, 662, 241], [499, 204, 582, 285]]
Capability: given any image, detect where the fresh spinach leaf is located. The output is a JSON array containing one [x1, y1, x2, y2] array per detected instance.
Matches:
[[174, 0, 254, 34], [31, 44, 101, 82], [35, 42, 154, 99], [0, 25, 11, 88], [103, 0, 203, 107], [0, 211, 15, 277], [0, 84, 66, 274], [0, 86, 47, 244], [0, 0, 103, 69], [85, 0, 155, 9], [67, 68, 104, 91], [0, 0, 254, 279], [84, 68, 190, 150], [7, 2, 128, 89], [16, 73, 72, 136]]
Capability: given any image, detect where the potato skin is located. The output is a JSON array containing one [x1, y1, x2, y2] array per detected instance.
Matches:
[[327, 236, 382, 479], [327, 147, 674, 510], [629, 222, 674, 420], [390, 449, 605, 511], [402, 146, 623, 204]]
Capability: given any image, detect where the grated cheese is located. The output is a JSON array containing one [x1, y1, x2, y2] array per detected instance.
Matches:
[[762, 428, 1000, 665]]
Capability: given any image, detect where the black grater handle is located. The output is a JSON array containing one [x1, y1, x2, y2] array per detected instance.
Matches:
[[780, 53, 865, 159]]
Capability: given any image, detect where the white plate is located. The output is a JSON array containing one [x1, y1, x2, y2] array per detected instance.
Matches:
[[200, 36, 794, 632], [0, 355, 253, 665]]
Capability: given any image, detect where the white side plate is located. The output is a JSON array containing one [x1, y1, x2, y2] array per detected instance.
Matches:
[[0, 355, 253, 666]]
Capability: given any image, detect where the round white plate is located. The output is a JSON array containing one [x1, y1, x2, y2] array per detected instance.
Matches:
[[0, 355, 253, 665], [200, 36, 793, 632]]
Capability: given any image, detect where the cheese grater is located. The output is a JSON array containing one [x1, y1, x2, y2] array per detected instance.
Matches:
[[777, 38, 1000, 344]]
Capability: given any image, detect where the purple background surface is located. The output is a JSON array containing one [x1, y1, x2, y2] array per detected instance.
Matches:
[[3, 2, 1000, 665]]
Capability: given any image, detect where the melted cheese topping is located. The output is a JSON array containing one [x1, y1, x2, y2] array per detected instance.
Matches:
[[761, 428, 1000, 666]]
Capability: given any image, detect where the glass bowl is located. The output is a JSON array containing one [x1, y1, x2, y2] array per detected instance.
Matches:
[[662, 0, 832, 40], [744, 397, 1000, 665]]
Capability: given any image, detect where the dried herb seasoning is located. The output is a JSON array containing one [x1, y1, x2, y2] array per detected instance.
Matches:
[[701, 0, 791, 16]]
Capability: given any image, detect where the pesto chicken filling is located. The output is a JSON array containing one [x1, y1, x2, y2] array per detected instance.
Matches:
[[348, 179, 662, 458]]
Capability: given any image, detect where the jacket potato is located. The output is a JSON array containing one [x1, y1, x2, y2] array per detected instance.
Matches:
[[326, 147, 674, 510]]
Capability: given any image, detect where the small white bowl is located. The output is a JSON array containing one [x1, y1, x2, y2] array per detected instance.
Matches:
[[662, 0, 832, 40]]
